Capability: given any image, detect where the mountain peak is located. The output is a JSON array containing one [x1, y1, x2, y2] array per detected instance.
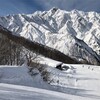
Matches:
[[0, 9, 100, 65], [50, 7, 59, 14], [51, 7, 59, 11]]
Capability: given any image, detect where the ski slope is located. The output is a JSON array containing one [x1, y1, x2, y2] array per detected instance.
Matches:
[[0, 64, 100, 100]]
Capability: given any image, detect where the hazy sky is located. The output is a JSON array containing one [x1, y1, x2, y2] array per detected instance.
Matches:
[[0, 0, 100, 16]]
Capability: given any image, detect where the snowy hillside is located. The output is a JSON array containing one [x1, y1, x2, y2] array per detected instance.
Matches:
[[0, 65, 51, 90], [0, 83, 68, 100], [0, 63, 100, 100], [0, 8, 100, 64]]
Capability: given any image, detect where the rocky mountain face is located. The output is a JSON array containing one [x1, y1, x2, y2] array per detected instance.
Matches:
[[0, 8, 100, 65]]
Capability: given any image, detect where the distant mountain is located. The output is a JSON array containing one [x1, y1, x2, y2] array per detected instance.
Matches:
[[0, 8, 100, 65]]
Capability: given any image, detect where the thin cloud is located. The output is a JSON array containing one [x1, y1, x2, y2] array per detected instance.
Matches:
[[34, 0, 100, 12], [0, 0, 100, 15]]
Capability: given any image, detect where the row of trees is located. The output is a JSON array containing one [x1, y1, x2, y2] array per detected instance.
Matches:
[[0, 25, 100, 65], [0, 33, 23, 65], [0, 32, 39, 65], [0, 25, 79, 65]]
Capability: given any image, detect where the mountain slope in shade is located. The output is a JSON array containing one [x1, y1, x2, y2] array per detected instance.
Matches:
[[0, 8, 100, 64]]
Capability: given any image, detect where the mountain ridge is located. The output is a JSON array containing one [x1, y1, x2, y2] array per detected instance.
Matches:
[[0, 8, 100, 65]]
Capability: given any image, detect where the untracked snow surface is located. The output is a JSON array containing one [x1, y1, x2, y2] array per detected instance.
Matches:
[[0, 64, 100, 100]]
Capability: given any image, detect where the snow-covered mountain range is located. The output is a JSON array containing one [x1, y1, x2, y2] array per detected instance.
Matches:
[[0, 8, 100, 65]]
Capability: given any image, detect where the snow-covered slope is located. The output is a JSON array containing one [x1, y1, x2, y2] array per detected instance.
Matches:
[[0, 83, 99, 100], [0, 8, 100, 64], [0, 83, 67, 100], [0, 65, 51, 90], [0, 63, 100, 100]]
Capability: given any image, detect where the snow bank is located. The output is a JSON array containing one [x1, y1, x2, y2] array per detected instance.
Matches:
[[0, 65, 51, 90]]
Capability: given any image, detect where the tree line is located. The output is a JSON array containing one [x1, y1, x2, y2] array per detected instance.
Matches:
[[0, 25, 80, 65]]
